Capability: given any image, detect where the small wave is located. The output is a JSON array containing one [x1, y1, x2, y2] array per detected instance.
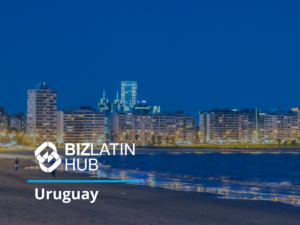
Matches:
[[208, 176, 300, 191], [126, 169, 300, 191]]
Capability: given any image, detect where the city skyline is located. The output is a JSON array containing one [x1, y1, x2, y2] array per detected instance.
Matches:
[[1, 80, 300, 117], [1, 80, 300, 125], [2, 81, 300, 145]]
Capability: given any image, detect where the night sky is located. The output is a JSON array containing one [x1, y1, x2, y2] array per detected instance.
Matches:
[[1, 1, 300, 121]]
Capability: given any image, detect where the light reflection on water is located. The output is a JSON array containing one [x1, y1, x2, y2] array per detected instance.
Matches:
[[90, 168, 300, 207]]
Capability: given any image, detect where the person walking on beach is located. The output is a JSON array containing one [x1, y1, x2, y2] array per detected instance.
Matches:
[[51, 160, 56, 178], [15, 157, 19, 171]]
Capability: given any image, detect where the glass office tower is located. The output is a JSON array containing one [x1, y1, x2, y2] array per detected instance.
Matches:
[[121, 81, 137, 111]]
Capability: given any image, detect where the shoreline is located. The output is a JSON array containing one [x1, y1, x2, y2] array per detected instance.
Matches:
[[2, 147, 300, 154], [136, 147, 300, 153], [1, 150, 300, 224]]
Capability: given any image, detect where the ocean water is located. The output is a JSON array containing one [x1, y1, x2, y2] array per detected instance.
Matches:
[[87, 151, 300, 206]]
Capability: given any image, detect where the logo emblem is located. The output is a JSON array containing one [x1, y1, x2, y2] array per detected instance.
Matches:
[[35, 142, 61, 172]]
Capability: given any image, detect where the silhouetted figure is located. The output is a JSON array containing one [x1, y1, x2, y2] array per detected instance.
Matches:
[[51, 160, 56, 178], [15, 158, 19, 171]]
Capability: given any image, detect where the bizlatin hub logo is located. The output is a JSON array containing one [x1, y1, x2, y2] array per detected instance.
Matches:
[[35, 142, 61, 172], [32, 142, 136, 204]]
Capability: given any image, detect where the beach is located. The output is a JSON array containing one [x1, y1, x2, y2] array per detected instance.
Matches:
[[1, 150, 300, 225]]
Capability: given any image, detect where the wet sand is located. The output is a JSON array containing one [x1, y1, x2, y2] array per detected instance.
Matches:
[[1, 150, 300, 225]]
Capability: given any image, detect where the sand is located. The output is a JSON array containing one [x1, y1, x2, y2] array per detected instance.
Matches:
[[0, 149, 300, 225]]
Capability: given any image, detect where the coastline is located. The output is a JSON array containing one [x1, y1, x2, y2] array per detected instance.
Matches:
[[2, 146, 300, 154], [1, 150, 300, 224], [135, 147, 300, 154]]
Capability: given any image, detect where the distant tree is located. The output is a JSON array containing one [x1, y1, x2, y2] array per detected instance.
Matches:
[[23, 139, 29, 146], [166, 136, 170, 145], [291, 140, 297, 148], [170, 136, 175, 145], [157, 136, 162, 146], [125, 133, 130, 143], [151, 135, 156, 145], [276, 139, 281, 148], [16, 136, 24, 145], [284, 140, 288, 148], [135, 134, 139, 145], [196, 134, 199, 145]]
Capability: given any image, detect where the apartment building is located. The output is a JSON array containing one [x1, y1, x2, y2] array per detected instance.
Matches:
[[10, 113, 25, 133], [57, 107, 105, 145], [258, 110, 299, 142], [111, 110, 196, 145], [199, 108, 300, 143], [199, 109, 242, 143], [26, 83, 57, 144]]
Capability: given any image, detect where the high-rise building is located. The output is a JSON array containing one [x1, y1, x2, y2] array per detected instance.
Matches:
[[199, 109, 259, 143], [258, 109, 299, 142], [98, 90, 124, 140], [98, 90, 124, 113], [110, 110, 196, 145], [199, 108, 300, 143], [57, 106, 105, 145], [26, 83, 57, 144], [121, 81, 137, 111]]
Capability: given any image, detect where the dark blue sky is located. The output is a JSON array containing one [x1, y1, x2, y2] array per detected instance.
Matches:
[[1, 1, 300, 120]]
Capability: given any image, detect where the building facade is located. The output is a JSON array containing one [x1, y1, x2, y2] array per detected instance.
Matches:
[[199, 108, 300, 143], [26, 83, 57, 144], [121, 81, 137, 111], [10, 112, 25, 133], [111, 110, 196, 145], [258, 109, 300, 142], [0, 107, 9, 134], [57, 107, 105, 145]]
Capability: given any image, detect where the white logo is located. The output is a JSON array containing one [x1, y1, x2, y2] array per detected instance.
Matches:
[[35, 142, 61, 173]]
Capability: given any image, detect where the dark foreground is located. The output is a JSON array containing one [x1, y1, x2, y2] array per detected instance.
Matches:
[[0, 150, 300, 225]]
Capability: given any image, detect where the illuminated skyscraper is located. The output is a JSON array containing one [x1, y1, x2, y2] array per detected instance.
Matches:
[[26, 83, 57, 144], [121, 81, 137, 111]]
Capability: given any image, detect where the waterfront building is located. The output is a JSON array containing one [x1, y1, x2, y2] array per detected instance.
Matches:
[[121, 81, 137, 111], [110, 110, 196, 145], [199, 108, 300, 143], [57, 106, 105, 145], [258, 109, 299, 142], [199, 109, 241, 143], [26, 83, 57, 144]]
